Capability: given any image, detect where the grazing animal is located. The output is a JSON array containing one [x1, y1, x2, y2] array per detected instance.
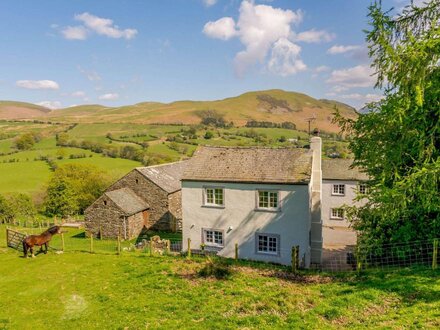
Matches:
[[22, 226, 63, 258]]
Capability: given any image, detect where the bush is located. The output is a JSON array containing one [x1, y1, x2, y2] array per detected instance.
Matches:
[[204, 131, 214, 139], [198, 257, 232, 279]]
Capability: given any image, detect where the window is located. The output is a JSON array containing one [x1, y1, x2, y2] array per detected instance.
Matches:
[[257, 190, 279, 210], [103, 200, 107, 206], [203, 229, 224, 247], [359, 184, 367, 194], [204, 187, 224, 206], [256, 233, 279, 255], [331, 208, 345, 220], [135, 179, 139, 184], [332, 184, 345, 196]]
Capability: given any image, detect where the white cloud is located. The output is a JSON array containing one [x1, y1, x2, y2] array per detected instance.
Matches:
[[267, 38, 306, 76], [326, 65, 376, 88], [338, 93, 384, 102], [99, 93, 119, 100], [204, 0, 304, 77], [314, 65, 330, 73], [61, 26, 88, 40], [327, 44, 362, 54], [203, 0, 218, 7], [61, 13, 137, 40], [71, 91, 86, 97], [16, 80, 60, 90], [36, 101, 62, 109], [203, 17, 237, 40], [293, 29, 335, 43], [78, 66, 101, 82]]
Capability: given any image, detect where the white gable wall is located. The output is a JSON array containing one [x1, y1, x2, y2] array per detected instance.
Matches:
[[182, 181, 311, 267]]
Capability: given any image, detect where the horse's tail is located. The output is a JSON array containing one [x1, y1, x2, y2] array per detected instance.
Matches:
[[22, 239, 27, 257]]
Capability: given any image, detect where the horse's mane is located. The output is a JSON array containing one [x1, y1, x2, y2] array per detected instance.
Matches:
[[46, 226, 60, 235]]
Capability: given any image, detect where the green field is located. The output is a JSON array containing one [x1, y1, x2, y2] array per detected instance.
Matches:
[[0, 226, 439, 329]]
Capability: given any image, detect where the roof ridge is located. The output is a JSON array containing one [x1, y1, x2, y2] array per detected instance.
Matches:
[[135, 159, 188, 170]]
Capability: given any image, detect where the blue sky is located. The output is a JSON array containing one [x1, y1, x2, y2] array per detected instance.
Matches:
[[0, 0, 418, 109]]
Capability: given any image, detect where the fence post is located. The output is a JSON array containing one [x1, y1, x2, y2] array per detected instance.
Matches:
[[433, 239, 438, 270], [117, 229, 121, 255], [149, 239, 153, 257], [291, 246, 298, 273], [235, 243, 238, 261], [187, 238, 191, 259], [6, 227, 9, 247], [90, 232, 93, 253], [356, 245, 362, 273], [166, 240, 170, 255], [61, 232, 65, 252]]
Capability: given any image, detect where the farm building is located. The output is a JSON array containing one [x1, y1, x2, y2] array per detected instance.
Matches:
[[85, 161, 187, 239]]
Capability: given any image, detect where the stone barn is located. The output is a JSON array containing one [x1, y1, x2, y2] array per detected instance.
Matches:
[[85, 161, 187, 239], [85, 188, 149, 239]]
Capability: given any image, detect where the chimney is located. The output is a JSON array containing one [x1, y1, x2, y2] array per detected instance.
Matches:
[[309, 136, 322, 266]]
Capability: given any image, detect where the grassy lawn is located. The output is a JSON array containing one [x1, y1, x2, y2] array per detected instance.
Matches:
[[0, 226, 439, 329]]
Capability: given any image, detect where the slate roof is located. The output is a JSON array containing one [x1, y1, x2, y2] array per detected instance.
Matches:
[[322, 159, 368, 181], [182, 146, 312, 184], [136, 161, 187, 193], [105, 188, 149, 216]]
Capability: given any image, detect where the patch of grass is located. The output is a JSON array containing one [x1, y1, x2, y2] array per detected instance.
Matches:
[[0, 224, 439, 329]]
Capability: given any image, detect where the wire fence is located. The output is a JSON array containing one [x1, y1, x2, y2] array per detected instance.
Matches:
[[4, 224, 439, 273]]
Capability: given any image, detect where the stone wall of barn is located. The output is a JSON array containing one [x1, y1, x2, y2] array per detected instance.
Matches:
[[84, 195, 124, 239], [168, 190, 182, 232], [108, 170, 172, 231], [127, 212, 145, 239]]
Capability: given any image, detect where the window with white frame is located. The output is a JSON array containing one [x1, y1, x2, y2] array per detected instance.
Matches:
[[203, 229, 224, 247], [257, 190, 279, 210], [256, 233, 279, 255], [332, 184, 345, 196], [358, 184, 367, 194], [331, 208, 345, 220], [204, 187, 224, 206]]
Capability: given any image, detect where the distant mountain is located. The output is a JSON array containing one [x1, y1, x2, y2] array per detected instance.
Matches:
[[0, 101, 51, 119], [0, 90, 357, 133]]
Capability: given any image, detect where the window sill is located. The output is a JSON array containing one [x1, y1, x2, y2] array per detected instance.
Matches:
[[254, 208, 281, 213], [256, 251, 280, 257], [202, 204, 225, 209], [330, 218, 344, 221], [331, 194, 345, 197]]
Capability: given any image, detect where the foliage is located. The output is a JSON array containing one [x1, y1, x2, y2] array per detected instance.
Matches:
[[43, 163, 109, 217], [0, 195, 14, 223], [4, 193, 36, 220], [198, 257, 232, 279], [334, 1, 440, 247], [196, 109, 229, 127], [14, 132, 41, 150], [204, 131, 214, 139], [245, 120, 297, 130]]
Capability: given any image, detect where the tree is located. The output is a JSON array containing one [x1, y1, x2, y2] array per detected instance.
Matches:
[[334, 1, 440, 247], [14, 133, 36, 150], [197, 110, 226, 127], [204, 131, 214, 139], [5, 193, 36, 220], [44, 164, 109, 217], [0, 195, 14, 223]]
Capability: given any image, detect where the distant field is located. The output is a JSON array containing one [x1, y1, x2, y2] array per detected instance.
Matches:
[[0, 162, 51, 194]]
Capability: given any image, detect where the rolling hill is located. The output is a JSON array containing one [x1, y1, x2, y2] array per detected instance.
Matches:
[[0, 90, 357, 133], [0, 101, 51, 119]]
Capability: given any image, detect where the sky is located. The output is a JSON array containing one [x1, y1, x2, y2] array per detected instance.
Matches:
[[0, 0, 423, 109]]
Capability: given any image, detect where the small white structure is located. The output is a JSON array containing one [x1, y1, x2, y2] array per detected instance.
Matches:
[[181, 137, 323, 267]]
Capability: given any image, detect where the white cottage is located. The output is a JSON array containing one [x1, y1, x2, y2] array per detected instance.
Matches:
[[181, 137, 323, 267]]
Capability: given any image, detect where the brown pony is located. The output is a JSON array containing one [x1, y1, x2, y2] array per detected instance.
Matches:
[[22, 226, 63, 258]]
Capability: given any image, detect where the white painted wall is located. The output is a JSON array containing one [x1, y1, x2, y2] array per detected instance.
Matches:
[[182, 181, 311, 267], [322, 180, 365, 228]]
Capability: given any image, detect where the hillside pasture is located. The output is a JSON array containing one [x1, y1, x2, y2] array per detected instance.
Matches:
[[0, 225, 438, 329]]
